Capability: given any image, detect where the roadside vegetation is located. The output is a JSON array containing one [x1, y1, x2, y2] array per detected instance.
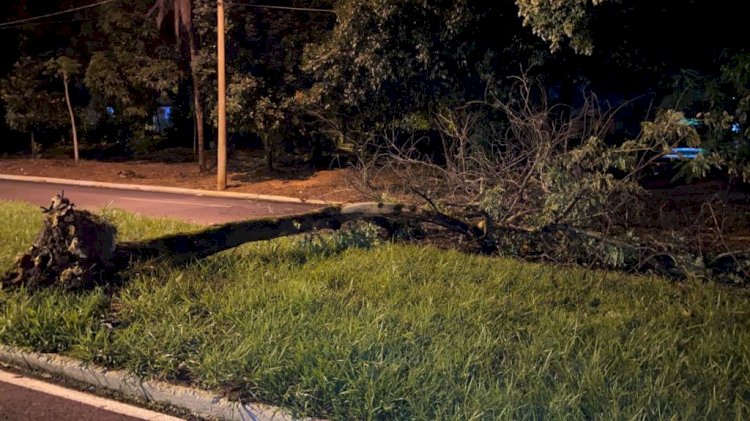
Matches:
[[2, 2, 749, 419], [2, 1, 749, 284], [1, 200, 749, 420]]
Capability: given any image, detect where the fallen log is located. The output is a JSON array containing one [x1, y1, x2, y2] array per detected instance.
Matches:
[[111, 201, 483, 265], [1, 195, 482, 291], [3, 194, 747, 291]]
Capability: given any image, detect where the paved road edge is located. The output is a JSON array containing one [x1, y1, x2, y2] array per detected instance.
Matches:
[[0, 174, 338, 206], [0, 345, 309, 421], [0, 369, 183, 421]]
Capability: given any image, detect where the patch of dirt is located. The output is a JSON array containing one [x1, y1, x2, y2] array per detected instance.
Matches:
[[0, 149, 367, 203], [637, 179, 750, 251]]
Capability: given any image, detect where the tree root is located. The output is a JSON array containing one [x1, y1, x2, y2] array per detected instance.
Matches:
[[1, 194, 116, 290]]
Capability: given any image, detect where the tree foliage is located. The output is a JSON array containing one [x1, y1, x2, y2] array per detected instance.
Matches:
[[84, 0, 180, 139], [1, 57, 68, 137], [515, 0, 615, 55], [302, 1, 538, 125]]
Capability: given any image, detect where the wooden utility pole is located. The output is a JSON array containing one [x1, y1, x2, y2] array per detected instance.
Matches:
[[217, 0, 227, 190]]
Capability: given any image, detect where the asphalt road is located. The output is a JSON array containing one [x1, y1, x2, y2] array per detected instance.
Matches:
[[0, 369, 183, 421], [0, 179, 322, 225], [0, 381, 143, 421]]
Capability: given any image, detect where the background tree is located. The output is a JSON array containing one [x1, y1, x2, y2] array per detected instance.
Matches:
[[191, 0, 334, 171], [234, 1, 335, 169], [84, 0, 181, 153], [46, 56, 82, 163], [149, 0, 207, 171], [0, 1, 91, 155], [1, 57, 69, 156], [299, 0, 562, 150]]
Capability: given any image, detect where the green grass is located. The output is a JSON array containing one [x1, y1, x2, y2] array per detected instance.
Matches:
[[1, 200, 750, 420]]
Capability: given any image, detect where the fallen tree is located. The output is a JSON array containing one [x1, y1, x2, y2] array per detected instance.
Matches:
[[2, 190, 748, 292], [0, 194, 483, 291]]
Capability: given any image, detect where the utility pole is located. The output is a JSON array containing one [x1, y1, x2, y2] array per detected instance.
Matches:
[[217, 0, 227, 190]]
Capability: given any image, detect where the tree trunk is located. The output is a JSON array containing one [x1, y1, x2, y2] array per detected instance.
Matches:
[[1, 197, 479, 291], [30, 132, 38, 159], [262, 132, 274, 172], [111, 202, 468, 266], [62, 71, 79, 164], [188, 33, 206, 172]]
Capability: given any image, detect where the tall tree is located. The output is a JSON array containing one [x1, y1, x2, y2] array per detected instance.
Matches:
[[149, 0, 207, 171], [46, 56, 82, 163]]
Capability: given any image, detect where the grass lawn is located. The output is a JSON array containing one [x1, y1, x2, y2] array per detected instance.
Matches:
[[1, 200, 749, 420]]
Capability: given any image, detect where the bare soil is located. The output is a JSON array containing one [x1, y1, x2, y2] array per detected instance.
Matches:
[[638, 179, 750, 251], [0, 149, 366, 203]]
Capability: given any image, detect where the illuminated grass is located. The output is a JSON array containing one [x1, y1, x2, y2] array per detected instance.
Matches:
[[1, 200, 749, 419]]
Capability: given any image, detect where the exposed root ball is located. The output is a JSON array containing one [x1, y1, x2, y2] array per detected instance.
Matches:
[[1, 194, 116, 290]]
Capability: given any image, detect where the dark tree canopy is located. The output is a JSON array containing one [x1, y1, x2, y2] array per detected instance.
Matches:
[[0, 0, 747, 174]]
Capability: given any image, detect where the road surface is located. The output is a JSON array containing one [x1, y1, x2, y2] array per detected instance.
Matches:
[[0, 369, 183, 421], [0, 178, 322, 225]]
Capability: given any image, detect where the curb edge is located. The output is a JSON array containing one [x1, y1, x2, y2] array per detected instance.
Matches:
[[0, 174, 338, 206], [0, 346, 302, 421]]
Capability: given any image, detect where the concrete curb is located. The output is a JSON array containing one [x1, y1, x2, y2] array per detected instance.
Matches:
[[0, 174, 338, 206], [0, 346, 306, 421]]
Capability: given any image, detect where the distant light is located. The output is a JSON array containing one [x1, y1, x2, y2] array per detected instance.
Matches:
[[106, 106, 115, 115], [680, 117, 702, 127], [664, 147, 703, 160], [731, 122, 741, 134]]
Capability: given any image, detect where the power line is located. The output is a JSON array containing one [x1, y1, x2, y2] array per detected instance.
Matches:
[[0, 0, 118, 29], [0, 1, 333, 30], [226, 2, 335, 14], [0, 17, 99, 31]]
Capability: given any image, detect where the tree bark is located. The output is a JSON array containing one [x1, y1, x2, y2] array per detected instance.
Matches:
[[111, 203, 478, 266], [62, 71, 79, 164], [188, 34, 206, 172], [30, 132, 38, 159]]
